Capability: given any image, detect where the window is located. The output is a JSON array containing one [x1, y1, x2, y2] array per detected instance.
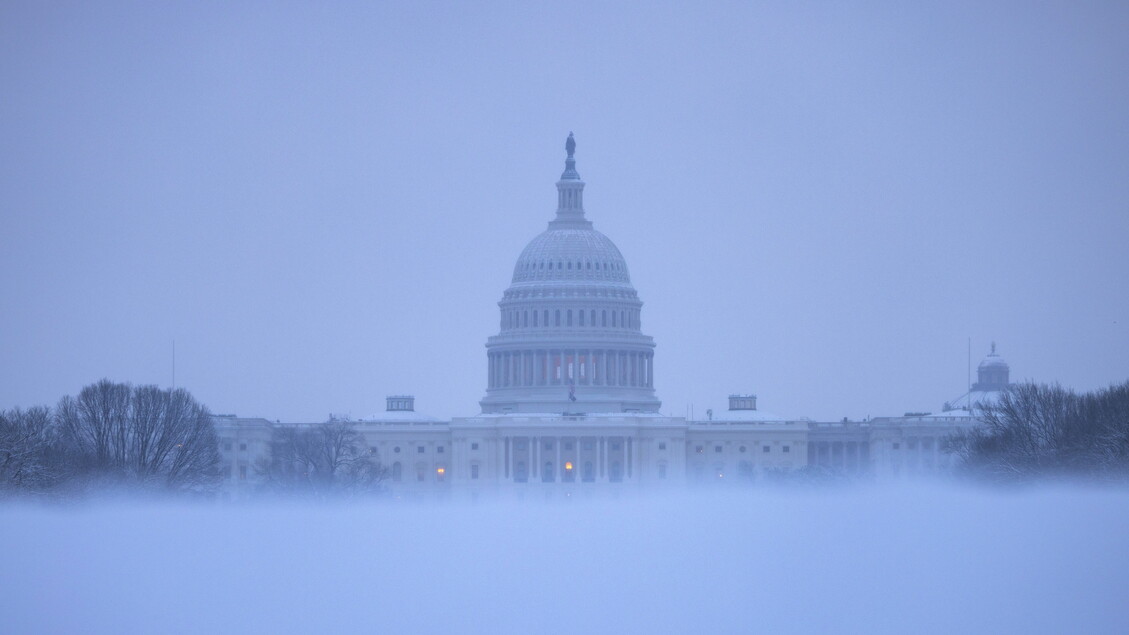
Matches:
[[437, 446, 445, 454], [658, 442, 666, 450], [471, 442, 479, 450], [238, 465, 247, 480], [567, 310, 572, 326], [418, 446, 425, 453], [394, 446, 401, 454], [417, 467, 425, 482], [610, 461, 623, 482], [611, 442, 621, 451], [515, 461, 528, 483], [763, 446, 771, 453], [523, 311, 528, 327], [544, 440, 553, 450], [893, 442, 901, 450], [695, 445, 704, 454], [658, 462, 667, 479], [239, 443, 247, 451], [564, 441, 574, 450], [392, 462, 402, 482], [714, 445, 722, 453], [533, 311, 538, 327], [582, 461, 595, 482], [555, 310, 561, 326], [542, 461, 554, 483], [579, 310, 585, 326], [582, 439, 594, 451], [223, 442, 232, 451], [739, 445, 747, 453], [602, 310, 607, 326], [783, 446, 791, 453], [471, 464, 479, 479]]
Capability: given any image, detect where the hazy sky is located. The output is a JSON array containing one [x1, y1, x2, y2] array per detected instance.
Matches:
[[2, 2, 1127, 422]]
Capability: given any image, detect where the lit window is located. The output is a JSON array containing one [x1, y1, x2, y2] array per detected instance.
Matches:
[[436, 466, 446, 482]]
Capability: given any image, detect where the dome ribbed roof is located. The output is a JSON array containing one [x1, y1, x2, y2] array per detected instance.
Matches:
[[511, 228, 631, 285], [978, 342, 1009, 370]]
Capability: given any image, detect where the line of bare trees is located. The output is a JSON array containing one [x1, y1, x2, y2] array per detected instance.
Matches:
[[948, 380, 1129, 482], [1, 379, 220, 498]]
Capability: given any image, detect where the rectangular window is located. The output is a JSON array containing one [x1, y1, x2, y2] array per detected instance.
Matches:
[[438, 446, 445, 453], [658, 442, 666, 450], [239, 443, 247, 451], [783, 446, 791, 453], [893, 442, 901, 450], [763, 446, 770, 453], [471, 464, 479, 479], [418, 446, 425, 453], [238, 465, 247, 480], [223, 442, 232, 451], [471, 442, 479, 450], [714, 445, 722, 453]]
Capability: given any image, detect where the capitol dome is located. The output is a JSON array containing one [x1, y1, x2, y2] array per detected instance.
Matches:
[[480, 134, 661, 415]]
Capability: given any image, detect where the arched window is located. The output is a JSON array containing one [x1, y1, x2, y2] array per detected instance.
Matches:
[[579, 310, 585, 326], [590, 310, 596, 326], [392, 462, 402, 482], [602, 310, 607, 327], [533, 311, 538, 327], [542, 461, 554, 483], [586, 261, 591, 269], [582, 461, 595, 482], [515, 461, 528, 483], [610, 461, 623, 482], [567, 261, 572, 270], [548, 261, 553, 269], [543, 310, 549, 326], [555, 310, 561, 326], [523, 311, 528, 327], [567, 310, 572, 326], [612, 311, 617, 327]]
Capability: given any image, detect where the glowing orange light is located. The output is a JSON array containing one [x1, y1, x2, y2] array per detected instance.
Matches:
[[437, 467, 445, 474], [564, 461, 573, 471]]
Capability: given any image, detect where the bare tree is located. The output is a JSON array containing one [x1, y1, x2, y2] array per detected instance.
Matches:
[[257, 419, 385, 498], [949, 380, 1129, 482], [56, 379, 221, 494], [0, 406, 61, 494]]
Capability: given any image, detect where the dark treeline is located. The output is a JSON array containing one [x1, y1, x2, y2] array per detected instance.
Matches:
[[0, 379, 220, 498], [949, 380, 1129, 483]]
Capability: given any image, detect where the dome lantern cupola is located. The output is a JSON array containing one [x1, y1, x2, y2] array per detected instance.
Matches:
[[973, 341, 1010, 392]]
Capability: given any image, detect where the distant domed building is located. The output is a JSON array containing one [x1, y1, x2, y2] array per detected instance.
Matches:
[[213, 135, 1005, 498], [944, 342, 1011, 412], [481, 133, 660, 415]]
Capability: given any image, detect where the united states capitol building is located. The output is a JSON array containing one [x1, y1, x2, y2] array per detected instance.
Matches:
[[215, 135, 1010, 499]]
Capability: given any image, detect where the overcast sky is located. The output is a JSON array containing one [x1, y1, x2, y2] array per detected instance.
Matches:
[[2, 2, 1127, 422]]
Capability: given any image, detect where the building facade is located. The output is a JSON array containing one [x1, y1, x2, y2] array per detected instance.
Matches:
[[215, 136, 1008, 499]]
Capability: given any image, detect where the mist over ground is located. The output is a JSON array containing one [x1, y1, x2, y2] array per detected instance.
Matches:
[[4, 485, 1126, 634]]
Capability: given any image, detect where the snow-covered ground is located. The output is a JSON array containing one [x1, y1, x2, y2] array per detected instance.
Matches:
[[3, 485, 1127, 634]]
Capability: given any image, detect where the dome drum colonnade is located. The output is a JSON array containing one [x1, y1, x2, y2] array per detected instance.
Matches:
[[480, 134, 661, 414]]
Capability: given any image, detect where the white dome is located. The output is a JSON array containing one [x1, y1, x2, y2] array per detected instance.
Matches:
[[511, 228, 631, 286]]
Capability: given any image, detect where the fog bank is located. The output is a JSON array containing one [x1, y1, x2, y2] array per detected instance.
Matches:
[[3, 485, 1126, 634]]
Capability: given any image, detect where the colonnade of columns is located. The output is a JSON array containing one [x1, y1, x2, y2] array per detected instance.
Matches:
[[501, 435, 636, 484], [487, 349, 654, 390]]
